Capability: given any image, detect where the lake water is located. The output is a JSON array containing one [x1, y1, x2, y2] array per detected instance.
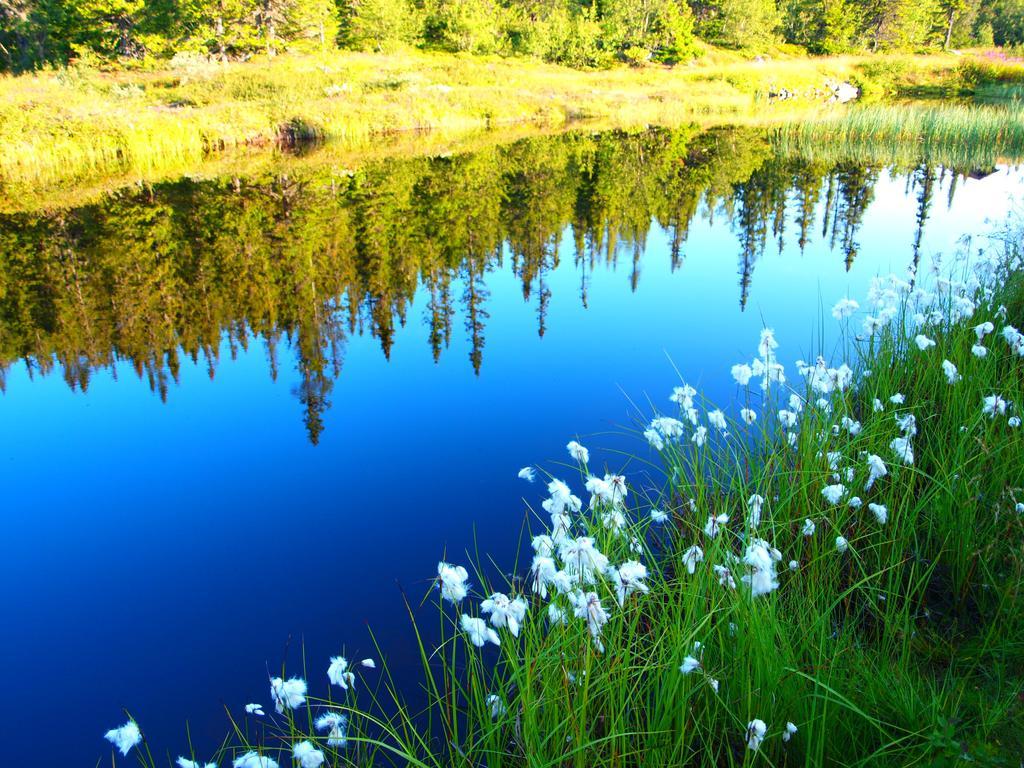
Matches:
[[0, 125, 1020, 765]]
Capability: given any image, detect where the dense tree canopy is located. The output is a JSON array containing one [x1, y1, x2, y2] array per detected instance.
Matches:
[[0, 126, 961, 442], [0, 0, 1018, 72]]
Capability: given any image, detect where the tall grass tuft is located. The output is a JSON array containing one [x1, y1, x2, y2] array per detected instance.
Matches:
[[774, 102, 1024, 167]]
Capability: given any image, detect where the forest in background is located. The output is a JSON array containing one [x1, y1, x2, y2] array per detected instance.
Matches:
[[3, 0, 1024, 74], [0, 126, 964, 442]]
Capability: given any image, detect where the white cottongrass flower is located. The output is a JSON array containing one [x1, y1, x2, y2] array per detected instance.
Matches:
[[732, 363, 754, 386], [650, 416, 685, 439], [606, 561, 649, 606], [740, 408, 757, 426], [873, 398, 885, 413], [528, 556, 558, 598], [177, 759, 216, 768], [865, 454, 887, 490], [788, 559, 799, 571], [360, 658, 376, 669], [650, 508, 668, 524], [863, 315, 885, 335], [571, 591, 609, 652], [708, 409, 728, 432], [586, 474, 628, 506], [682, 545, 704, 574], [972, 343, 988, 358], [1016, 503, 1024, 514], [692, 426, 708, 447], [244, 703, 264, 716], [558, 536, 609, 585], [437, 562, 470, 604], [566, 440, 589, 463], [758, 328, 778, 359], [841, 416, 862, 435], [517, 466, 535, 482], [914, 334, 936, 351], [327, 657, 356, 690], [868, 503, 888, 525], [741, 540, 780, 597], [942, 359, 960, 384], [778, 409, 798, 428], [270, 677, 307, 713], [547, 603, 567, 625], [532, 534, 554, 557], [601, 506, 627, 533], [821, 484, 846, 505], [890, 437, 915, 465], [233, 752, 279, 768], [890, 393, 905, 405], [1010, 416, 1021, 428], [835, 536, 849, 554], [848, 496, 863, 509], [1007, 326, 1024, 355], [481, 593, 529, 636], [983, 394, 1008, 417], [292, 741, 324, 768], [746, 719, 768, 751], [714, 564, 737, 589], [315, 712, 348, 747], [802, 519, 815, 537], [485, 694, 507, 719], [105, 721, 142, 756], [670, 383, 697, 407], [783, 722, 798, 742], [643, 429, 665, 451], [461, 614, 500, 648], [547, 478, 582, 514], [747, 494, 765, 528], [703, 513, 729, 538], [832, 297, 859, 319], [974, 321, 995, 341], [895, 413, 917, 437], [679, 656, 701, 674]]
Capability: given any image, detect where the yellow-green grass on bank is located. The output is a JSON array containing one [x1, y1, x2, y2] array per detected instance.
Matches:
[[0, 48, 1014, 193], [774, 101, 1024, 168]]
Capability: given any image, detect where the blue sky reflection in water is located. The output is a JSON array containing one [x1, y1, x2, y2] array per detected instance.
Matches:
[[0, 131, 1020, 765]]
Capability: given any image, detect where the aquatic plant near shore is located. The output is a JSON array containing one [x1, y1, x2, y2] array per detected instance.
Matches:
[[233, 752, 278, 768], [104, 721, 142, 756], [314, 712, 348, 747], [269, 677, 306, 713], [177, 758, 217, 768], [105, 238, 1024, 766], [292, 741, 324, 768], [437, 562, 470, 604], [327, 657, 356, 690]]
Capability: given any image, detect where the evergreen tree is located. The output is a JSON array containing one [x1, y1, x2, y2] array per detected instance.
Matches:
[[598, 0, 698, 62], [864, 0, 942, 49], [339, 0, 423, 49], [425, 0, 506, 53], [71, 0, 147, 58], [282, 0, 339, 49], [694, 0, 781, 48]]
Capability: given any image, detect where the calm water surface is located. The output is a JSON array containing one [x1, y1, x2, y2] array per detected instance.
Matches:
[[0, 126, 1019, 764]]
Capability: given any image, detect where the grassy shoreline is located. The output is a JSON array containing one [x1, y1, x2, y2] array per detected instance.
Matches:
[[1, 48, 1020, 194], [112, 217, 1024, 767]]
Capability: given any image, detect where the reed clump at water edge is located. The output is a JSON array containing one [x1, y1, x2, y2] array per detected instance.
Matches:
[[774, 101, 1024, 168], [104, 222, 1024, 766]]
